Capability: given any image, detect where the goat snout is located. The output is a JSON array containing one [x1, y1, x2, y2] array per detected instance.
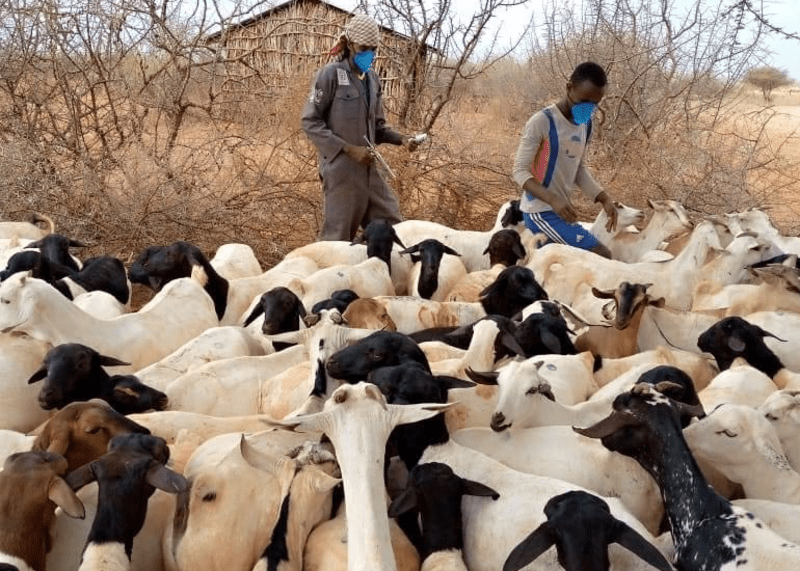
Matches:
[[491, 412, 511, 432]]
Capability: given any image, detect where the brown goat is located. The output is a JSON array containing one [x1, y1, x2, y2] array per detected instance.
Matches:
[[32, 399, 151, 471], [0, 450, 84, 571]]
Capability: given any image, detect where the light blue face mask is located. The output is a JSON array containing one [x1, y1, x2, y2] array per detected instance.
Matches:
[[571, 102, 597, 125], [353, 50, 375, 74]]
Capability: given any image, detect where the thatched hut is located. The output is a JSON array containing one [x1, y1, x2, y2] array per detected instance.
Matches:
[[205, 0, 437, 119]]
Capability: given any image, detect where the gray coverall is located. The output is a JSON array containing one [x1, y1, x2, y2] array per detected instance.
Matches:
[[301, 59, 404, 241]]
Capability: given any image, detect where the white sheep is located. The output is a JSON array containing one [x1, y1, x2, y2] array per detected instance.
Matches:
[[286, 256, 395, 309]]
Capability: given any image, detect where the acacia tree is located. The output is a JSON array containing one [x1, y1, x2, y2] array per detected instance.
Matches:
[[744, 66, 793, 101]]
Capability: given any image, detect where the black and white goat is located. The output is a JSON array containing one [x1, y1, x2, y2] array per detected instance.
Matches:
[[576, 383, 800, 570], [26, 234, 85, 272], [325, 330, 431, 382], [28, 343, 168, 414], [479, 266, 548, 317], [697, 315, 800, 390], [389, 462, 499, 571], [128, 241, 229, 320], [242, 286, 307, 342], [65, 433, 187, 571], [503, 490, 672, 571], [400, 239, 467, 302]]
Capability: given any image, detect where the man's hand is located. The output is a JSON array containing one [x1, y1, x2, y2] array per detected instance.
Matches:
[[344, 144, 374, 165], [550, 193, 578, 224], [406, 137, 419, 152], [595, 192, 618, 232]]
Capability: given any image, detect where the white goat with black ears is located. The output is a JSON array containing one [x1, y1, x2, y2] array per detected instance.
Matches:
[[388, 462, 500, 571], [400, 239, 467, 302], [369, 366, 672, 571], [66, 433, 187, 571]]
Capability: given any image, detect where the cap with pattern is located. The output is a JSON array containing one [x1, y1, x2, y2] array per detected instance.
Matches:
[[345, 14, 380, 47]]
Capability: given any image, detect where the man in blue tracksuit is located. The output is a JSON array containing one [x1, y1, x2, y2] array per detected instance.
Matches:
[[512, 61, 618, 258]]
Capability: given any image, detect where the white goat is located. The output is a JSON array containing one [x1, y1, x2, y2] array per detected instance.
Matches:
[[135, 326, 271, 391], [684, 403, 800, 503], [452, 425, 664, 534], [760, 389, 800, 472], [0, 273, 218, 372]]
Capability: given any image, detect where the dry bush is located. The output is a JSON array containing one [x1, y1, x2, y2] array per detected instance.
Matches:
[[1, 0, 799, 274]]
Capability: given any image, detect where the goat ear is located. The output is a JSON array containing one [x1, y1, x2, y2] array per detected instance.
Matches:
[[501, 331, 526, 357], [398, 244, 419, 256], [99, 355, 131, 368], [647, 296, 666, 308], [540, 330, 564, 354], [307, 468, 341, 493], [65, 463, 97, 492], [441, 245, 461, 257], [465, 368, 499, 386], [48, 477, 85, 519], [460, 478, 499, 499], [388, 486, 418, 517], [68, 239, 88, 248], [393, 234, 406, 250], [591, 287, 616, 299], [611, 520, 673, 571], [502, 523, 555, 571], [297, 302, 307, 318], [390, 402, 453, 427], [41, 425, 70, 456], [146, 463, 189, 494], [434, 375, 476, 391], [512, 242, 527, 261], [751, 324, 787, 343], [27, 365, 48, 384], [478, 282, 494, 298], [242, 303, 265, 327]]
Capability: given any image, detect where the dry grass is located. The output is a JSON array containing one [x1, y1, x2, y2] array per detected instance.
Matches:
[[1, 63, 799, 273]]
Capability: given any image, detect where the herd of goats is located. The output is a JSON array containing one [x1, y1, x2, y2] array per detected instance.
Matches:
[[2, 198, 800, 571]]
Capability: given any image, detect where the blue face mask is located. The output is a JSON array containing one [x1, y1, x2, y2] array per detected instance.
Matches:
[[571, 102, 596, 125], [353, 50, 375, 74]]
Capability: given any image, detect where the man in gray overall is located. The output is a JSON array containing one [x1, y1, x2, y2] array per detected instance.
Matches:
[[301, 13, 418, 241]]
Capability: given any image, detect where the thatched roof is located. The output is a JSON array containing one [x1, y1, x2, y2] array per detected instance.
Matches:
[[205, 0, 432, 50]]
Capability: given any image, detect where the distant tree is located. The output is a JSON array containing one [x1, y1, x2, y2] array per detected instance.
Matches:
[[744, 66, 793, 101]]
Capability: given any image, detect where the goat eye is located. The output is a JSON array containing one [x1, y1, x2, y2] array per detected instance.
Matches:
[[202, 491, 216, 502], [0, 298, 9, 304], [716, 429, 737, 437], [525, 387, 537, 395], [765, 413, 779, 421]]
